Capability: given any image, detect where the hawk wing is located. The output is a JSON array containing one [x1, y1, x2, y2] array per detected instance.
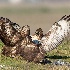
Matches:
[[0, 17, 22, 46], [41, 15, 70, 52]]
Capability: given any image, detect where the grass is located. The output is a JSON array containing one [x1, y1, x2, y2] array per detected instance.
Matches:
[[0, 40, 70, 70]]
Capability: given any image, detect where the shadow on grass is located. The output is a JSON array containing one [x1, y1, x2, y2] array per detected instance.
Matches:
[[45, 55, 70, 59], [40, 59, 52, 65], [40, 55, 70, 64]]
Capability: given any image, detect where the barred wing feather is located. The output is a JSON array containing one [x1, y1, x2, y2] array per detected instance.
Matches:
[[41, 15, 70, 52]]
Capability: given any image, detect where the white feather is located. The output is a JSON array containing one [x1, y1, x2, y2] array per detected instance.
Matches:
[[41, 20, 70, 52]]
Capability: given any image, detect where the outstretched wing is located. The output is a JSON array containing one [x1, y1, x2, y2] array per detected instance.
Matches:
[[41, 15, 70, 52], [0, 17, 22, 46]]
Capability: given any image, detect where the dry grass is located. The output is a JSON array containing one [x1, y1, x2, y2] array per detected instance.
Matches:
[[0, 40, 70, 70]]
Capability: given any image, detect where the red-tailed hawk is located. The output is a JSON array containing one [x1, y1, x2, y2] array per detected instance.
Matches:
[[1, 15, 70, 63]]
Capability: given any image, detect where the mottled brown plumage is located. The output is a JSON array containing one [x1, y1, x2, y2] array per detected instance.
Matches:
[[1, 15, 70, 63]]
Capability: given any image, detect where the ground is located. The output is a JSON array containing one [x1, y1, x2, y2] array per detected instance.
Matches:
[[0, 39, 70, 70]]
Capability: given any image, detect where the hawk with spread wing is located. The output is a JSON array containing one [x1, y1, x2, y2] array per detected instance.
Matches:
[[0, 15, 70, 63]]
